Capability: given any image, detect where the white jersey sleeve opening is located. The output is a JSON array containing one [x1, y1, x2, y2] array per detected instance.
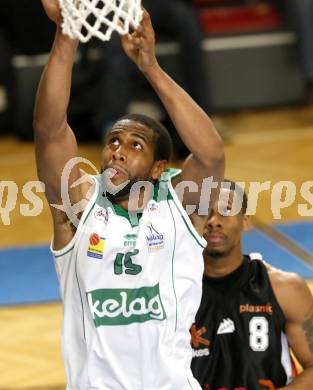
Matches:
[[50, 175, 99, 258]]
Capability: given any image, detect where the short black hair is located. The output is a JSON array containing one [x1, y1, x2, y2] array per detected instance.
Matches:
[[113, 113, 173, 161], [222, 179, 248, 214]]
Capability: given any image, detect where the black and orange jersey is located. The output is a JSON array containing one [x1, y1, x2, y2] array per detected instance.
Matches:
[[191, 254, 297, 390]]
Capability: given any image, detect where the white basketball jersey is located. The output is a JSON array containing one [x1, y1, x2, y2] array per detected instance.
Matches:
[[52, 169, 205, 390]]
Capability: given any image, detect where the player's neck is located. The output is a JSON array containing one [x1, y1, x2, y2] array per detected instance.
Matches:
[[204, 246, 244, 278]]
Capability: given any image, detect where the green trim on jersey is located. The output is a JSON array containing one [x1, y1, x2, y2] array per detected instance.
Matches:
[[172, 200, 206, 249], [83, 202, 97, 224], [54, 200, 98, 258], [160, 167, 181, 181], [168, 199, 178, 332], [165, 169, 206, 249], [92, 169, 181, 226], [112, 203, 143, 228], [75, 252, 86, 340], [187, 377, 195, 389], [54, 244, 75, 258]]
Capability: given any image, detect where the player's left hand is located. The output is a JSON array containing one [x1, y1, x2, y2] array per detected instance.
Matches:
[[121, 9, 158, 73]]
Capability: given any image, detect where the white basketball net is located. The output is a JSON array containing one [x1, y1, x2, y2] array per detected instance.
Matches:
[[59, 0, 143, 43]]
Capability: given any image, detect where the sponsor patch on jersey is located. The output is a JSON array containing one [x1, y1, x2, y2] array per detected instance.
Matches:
[[94, 207, 109, 223], [87, 283, 166, 326], [217, 318, 235, 335], [240, 304, 273, 314], [192, 348, 210, 358], [123, 233, 137, 248], [191, 325, 210, 349], [87, 233, 105, 259], [145, 222, 165, 251]]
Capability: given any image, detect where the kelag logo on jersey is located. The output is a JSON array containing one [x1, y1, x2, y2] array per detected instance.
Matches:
[[87, 284, 167, 326], [146, 223, 165, 251]]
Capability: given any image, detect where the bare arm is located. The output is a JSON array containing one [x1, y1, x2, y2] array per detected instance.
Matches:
[[34, 0, 89, 249], [270, 270, 313, 389], [121, 10, 225, 214], [145, 67, 224, 205]]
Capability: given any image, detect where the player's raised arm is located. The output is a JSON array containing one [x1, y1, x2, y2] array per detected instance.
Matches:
[[271, 270, 313, 389], [121, 9, 225, 213], [33, 0, 89, 249]]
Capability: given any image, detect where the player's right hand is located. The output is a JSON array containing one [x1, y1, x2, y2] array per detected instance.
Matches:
[[41, 0, 63, 26]]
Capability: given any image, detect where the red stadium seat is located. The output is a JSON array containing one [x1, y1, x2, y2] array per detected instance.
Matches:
[[196, 3, 282, 34], [193, 0, 244, 5]]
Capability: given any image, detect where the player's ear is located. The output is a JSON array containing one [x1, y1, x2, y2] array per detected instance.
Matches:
[[151, 160, 167, 180], [242, 214, 251, 232]]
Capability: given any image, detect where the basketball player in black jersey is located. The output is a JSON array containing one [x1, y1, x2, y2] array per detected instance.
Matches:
[[191, 181, 313, 390]]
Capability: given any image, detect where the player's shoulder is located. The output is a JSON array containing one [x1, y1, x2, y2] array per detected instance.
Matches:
[[265, 262, 311, 319], [266, 262, 305, 291], [247, 254, 301, 290], [247, 253, 300, 285]]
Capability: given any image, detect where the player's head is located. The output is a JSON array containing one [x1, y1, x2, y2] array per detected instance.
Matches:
[[203, 180, 250, 260], [100, 114, 173, 201]]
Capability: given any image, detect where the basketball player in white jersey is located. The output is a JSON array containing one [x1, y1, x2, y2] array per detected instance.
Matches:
[[34, 1, 224, 389]]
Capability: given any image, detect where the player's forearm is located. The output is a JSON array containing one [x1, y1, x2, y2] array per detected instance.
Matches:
[[33, 28, 79, 136], [144, 64, 224, 167], [279, 366, 313, 389]]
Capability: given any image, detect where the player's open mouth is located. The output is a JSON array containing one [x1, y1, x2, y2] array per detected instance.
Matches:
[[106, 166, 128, 179]]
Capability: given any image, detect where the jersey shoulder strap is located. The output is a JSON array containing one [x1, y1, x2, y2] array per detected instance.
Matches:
[[161, 168, 182, 181], [248, 254, 287, 328]]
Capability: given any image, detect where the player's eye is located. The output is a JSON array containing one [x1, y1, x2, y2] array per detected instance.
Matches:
[[110, 137, 120, 146], [133, 141, 142, 150], [218, 203, 232, 215]]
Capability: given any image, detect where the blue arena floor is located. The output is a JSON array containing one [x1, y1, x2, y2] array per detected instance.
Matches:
[[243, 228, 313, 278], [0, 245, 59, 306], [273, 222, 313, 255], [1, 222, 313, 306]]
